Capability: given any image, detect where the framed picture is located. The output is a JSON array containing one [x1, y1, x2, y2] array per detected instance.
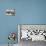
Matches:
[[18, 24, 46, 42], [5, 9, 15, 16]]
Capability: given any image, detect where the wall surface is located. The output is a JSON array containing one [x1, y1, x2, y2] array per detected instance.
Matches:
[[0, 0, 46, 44]]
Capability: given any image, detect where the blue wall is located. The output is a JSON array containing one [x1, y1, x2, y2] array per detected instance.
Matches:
[[0, 0, 46, 44]]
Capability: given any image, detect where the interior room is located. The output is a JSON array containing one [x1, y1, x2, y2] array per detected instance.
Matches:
[[0, 0, 46, 46]]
